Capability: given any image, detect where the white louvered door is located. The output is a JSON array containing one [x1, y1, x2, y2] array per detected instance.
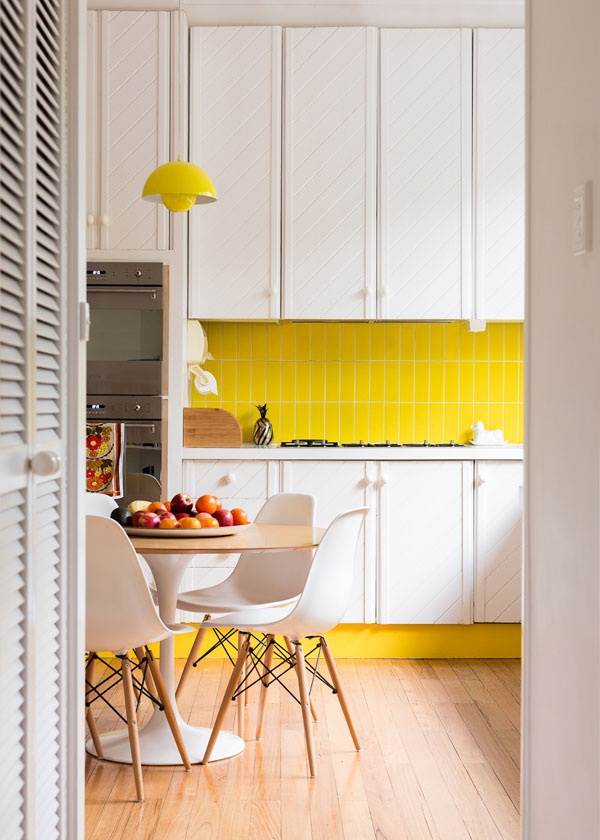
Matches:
[[474, 461, 523, 622], [379, 29, 472, 320], [189, 27, 282, 319], [0, 0, 83, 836], [281, 460, 376, 623], [283, 27, 377, 320], [87, 10, 171, 252], [378, 462, 474, 624], [474, 29, 525, 320]]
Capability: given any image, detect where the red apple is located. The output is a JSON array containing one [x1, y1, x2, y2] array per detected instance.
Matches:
[[213, 508, 234, 527], [170, 493, 194, 514], [136, 511, 160, 529], [175, 512, 191, 521], [157, 510, 177, 523]]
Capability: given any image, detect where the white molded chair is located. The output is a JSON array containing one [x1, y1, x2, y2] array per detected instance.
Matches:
[[175, 493, 316, 697], [200, 507, 369, 777], [85, 492, 118, 516], [85, 516, 191, 801]]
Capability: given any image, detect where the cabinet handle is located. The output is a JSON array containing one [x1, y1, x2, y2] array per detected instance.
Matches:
[[87, 214, 96, 226], [222, 473, 236, 485], [361, 288, 372, 298], [99, 214, 109, 226], [30, 450, 61, 477], [379, 286, 389, 297], [377, 474, 389, 488], [475, 476, 486, 488], [361, 476, 375, 488]]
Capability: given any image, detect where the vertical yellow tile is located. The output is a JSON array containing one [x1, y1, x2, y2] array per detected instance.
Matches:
[[504, 323, 522, 360], [444, 404, 460, 442], [371, 324, 386, 360], [414, 404, 430, 441], [458, 323, 475, 360], [488, 362, 504, 402], [473, 328, 489, 361], [459, 405, 477, 440], [340, 403, 356, 441], [325, 323, 341, 360], [355, 323, 371, 360], [309, 402, 325, 439], [474, 362, 489, 402], [459, 362, 475, 403], [340, 324, 356, 360], [429, 406, 444, 442], [400, 324, 415, 359], [280, 362, 295, 402], [473, 403, 491, 429], [325, 361, 341, 402], [488, 404, 505, 434], [310, 362, 326, 402], [383, 403, 400, 442], [355, 404, 370, 441], [268, 403, 282, 441], [399, 404, 415, 441], [294, 362, 310, 401], [219, 361, 237, 401], [399, 362, 415, 402], [488, 324, 505, 361], [368, 404, 385, 442], [310, 323, 325, 360], [385, 361, 400, 403], [383, 323, 400, 361], [295, 403, 310, 438], [415, 361, 429, 402], [294, 323, 311, 360], [237, 323, 252, 359], [251, 366, 267, 403], [324, 403, 341, 442], [370, 363, 385, 402], [503, 362, 521, 402], [235, 360, 252, 403], [280, 322, 296, 360], [415, 324, 429, 359], [265, 361, 281, 402], [340, 363, 356, 402], [355, 361, 370, 402], [443, 322, 460, 360], [444, 362, 459, 402], [429, 362, 444, 402], [266, 323, 281, 361], [429, 324, 445, 360]]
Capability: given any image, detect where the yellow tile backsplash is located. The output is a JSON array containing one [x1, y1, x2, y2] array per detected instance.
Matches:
[[191, 322, 524, 444]]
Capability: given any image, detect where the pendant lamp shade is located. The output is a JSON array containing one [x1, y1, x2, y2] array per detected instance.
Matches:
[[142, 161, 217, 212]]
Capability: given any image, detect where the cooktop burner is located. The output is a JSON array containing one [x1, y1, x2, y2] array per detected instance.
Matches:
[[279, 439, 465, 448]]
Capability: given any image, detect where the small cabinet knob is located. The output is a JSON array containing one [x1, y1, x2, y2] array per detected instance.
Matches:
[[361, 288, 372, 298], [222, 473, 236, 485], [99, 214, 109, 226], [30, 450, 61, 477], [87, 214, 95, 226], [475, 476, 486, 488], [134, 404, 141, 412], [377, 474, 389, 488], [379, 286, 389, 297]]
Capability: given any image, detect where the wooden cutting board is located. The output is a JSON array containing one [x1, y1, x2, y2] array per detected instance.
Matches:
[[183, 407, 242, 448]]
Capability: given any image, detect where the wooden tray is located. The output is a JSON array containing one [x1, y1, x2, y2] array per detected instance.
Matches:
[[183, 407, 242, 448]]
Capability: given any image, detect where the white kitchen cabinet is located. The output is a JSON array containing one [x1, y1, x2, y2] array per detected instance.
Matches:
[[379, 29, 472, 320], [474, 29, 525, 320], [474, 461, 523, 622], [188, 27, 282, 319], [378, 461, 474, 623], [282, 27, 377, 319], [281, 460, 376, 623], [87, 11, 171, 253]]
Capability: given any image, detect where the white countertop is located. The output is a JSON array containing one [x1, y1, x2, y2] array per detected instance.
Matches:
[[182, 444, 524, 461]]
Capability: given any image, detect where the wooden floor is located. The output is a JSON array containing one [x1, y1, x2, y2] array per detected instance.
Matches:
[[86, 657, 521, 840]]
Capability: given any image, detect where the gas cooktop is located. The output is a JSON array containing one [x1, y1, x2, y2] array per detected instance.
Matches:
[[279, 439, 465, 448]]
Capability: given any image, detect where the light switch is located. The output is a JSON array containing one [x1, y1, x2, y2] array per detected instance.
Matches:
[[573, 182, 592, 255]]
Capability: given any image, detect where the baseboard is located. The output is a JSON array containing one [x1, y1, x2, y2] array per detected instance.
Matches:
[[141, 623, 521, 660]]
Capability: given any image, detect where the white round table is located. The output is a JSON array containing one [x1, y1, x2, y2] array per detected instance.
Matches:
[[86, 524, 323, 765]]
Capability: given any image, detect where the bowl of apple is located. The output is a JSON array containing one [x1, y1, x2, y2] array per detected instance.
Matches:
[[110, 493, 251, 537]]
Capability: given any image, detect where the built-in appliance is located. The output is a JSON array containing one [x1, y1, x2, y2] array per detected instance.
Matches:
[[279, 438, 465, 448], [86, 262, 166, 488]]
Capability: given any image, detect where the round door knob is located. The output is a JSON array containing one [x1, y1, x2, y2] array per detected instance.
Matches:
[[222, 473, 236, 484], [380, 286, 389, 297], [134, 404, 141, 412], [87, 214, 95, 226], [377, 474, 389, 487], [99, 214, 109, 226], [30, 451, 60, 477], [475, 476, 486, 487], [361, 288, 372, 298]]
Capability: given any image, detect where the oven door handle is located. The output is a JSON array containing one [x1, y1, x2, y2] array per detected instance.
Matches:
[[88, 286, 160, 300], [124, 422, 157, 432]]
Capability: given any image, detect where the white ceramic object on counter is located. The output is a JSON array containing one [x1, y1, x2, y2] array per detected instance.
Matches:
[[470, 421, 506, 445]]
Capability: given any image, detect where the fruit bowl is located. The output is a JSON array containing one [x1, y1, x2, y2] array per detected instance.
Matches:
[[125, 523, 252, 538]]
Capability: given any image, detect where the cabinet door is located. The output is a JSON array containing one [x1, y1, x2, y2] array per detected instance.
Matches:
[[474, 461, 522, 622], [474, 29, 525, 320], [283, 28, 377, 319], [99, 11, 170, 251], [379, 461, 473, 623], [87, 12, 100, 249], [189, 27, 282, 319], [380, 30, 472, 320], [282, 460, 376, 622]]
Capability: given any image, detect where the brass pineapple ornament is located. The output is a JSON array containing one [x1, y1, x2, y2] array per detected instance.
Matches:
[[253, 403, 273, 447]]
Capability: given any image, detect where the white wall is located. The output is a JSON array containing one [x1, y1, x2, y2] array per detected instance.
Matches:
[[524, 1, 600, 837]]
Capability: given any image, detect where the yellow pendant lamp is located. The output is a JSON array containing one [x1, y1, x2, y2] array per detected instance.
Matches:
[[141, 161, 217, 212]]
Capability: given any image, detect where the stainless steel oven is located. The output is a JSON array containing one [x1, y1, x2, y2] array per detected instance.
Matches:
[[86, 262, 166, 490]]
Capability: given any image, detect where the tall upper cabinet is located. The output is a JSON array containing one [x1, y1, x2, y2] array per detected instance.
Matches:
[[379, 29, 472, 320], [87, 11, 171, 253], [283, 28, 377, 319], [474, 29, 525, 320], [189, 27, 282, 319]]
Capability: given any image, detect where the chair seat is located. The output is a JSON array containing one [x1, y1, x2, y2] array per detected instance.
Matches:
[[199, 604, 295, 634], [176, 582, 299, 615]]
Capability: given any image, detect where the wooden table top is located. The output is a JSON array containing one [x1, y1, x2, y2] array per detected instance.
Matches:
[[130, 523, 325, 555]]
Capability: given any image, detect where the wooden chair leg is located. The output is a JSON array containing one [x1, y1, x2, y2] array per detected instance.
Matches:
[[289, 637, 316, 777], [134, 646, 157, 699], [320, 636, 360, 750], [121, 656, 144, 802], [284, 636, 318, 722], [85, 653, 103, 758], [176, 624, 207, 700], [237, 641, 246, 737], [256, 634, 275, 740], [145, 648, 191, 770], [202, 632, 250, 764]]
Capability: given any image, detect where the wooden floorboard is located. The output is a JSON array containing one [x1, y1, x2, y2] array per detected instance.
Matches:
[[86, 658, 521, 840]]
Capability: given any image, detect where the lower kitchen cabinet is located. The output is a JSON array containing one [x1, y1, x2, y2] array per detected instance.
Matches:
[[474, 460, 523, 622], [378, 461, 474, 624], [281, 460, 377, 623]]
